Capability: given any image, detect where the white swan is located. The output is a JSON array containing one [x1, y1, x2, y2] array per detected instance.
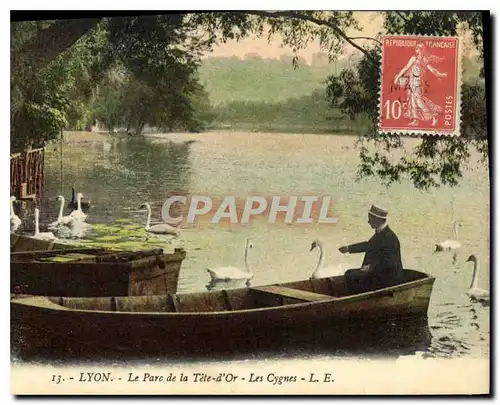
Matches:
[[48, 195, 76, 230], [48, 195, 91, 239], [139, 203, 180, 236], [33, 208, 56, 240], [207, 239, 254, 281], [310, 239, 352, 279], [435, 221, 461, 251], [465, 254, 490, 304], [69, 193, 88, 221], [10, 196, 22, 232]]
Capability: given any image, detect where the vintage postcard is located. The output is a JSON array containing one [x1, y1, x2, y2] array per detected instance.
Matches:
[[9, 11, 490, 395]]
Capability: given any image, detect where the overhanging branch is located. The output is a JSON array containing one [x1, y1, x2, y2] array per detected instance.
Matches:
[[15, 18, 102, 74], [349, 36, 382, 44], [246, 10, 373, 56]]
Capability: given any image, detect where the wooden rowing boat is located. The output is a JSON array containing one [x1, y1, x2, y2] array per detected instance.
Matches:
[[11, 269, 434, 358], [11, 246, 186, 297], [11, 233, 72, 252]]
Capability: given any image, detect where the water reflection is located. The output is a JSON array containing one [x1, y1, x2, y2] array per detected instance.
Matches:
[[115, 137, 193, 185], [44, 136, 195, 227], [426, 301, 490, 358]]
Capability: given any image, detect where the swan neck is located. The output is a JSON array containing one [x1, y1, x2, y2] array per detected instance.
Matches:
[[145, 205, 151, 229], [34, 210, 40, 235], [470, 259, 479, 289], [77, 194, 82, 211], [10, 199, 15, 216], [58, 197, 65, 220], [314, 245, 325, 273], [244, 243, 251, 273], [453, 222, 459, 239]]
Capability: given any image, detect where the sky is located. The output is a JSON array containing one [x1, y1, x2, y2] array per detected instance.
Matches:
[[203, 12, 478, 64]]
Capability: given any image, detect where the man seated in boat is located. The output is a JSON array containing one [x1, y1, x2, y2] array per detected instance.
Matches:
[[338, 204, 405, 294]]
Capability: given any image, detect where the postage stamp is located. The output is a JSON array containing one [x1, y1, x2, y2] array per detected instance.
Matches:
[[10, 12, 489, 397], [378, 35, 462, 136]]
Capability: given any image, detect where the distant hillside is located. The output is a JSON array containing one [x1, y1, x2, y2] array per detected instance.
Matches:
[[198, 54, 483, 135], [211, 88, 370, 134], [197, 56, 357, 105], [199, 54, 483, 106]]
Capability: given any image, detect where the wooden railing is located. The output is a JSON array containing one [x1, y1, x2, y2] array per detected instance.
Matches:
[[10, 148, 45, 200]]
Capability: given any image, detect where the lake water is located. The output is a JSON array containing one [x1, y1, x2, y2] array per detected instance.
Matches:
[[35, 130, 490, 362]]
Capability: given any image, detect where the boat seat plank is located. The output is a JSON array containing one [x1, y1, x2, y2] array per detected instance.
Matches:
[[250, 285, 333, 302]]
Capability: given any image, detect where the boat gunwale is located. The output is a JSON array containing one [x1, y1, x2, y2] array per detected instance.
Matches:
[[11, 271, 435, 317]]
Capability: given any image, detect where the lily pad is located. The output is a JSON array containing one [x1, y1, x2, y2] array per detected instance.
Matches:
[[89, 224, 114, 231], [114, 218, 136, 224]]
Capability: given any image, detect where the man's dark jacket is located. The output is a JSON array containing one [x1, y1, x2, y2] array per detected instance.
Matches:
[[347, 225, 405, 288]]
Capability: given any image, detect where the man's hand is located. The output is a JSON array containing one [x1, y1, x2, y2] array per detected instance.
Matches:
[[360, 265, 371, 272], [339, 246, 349, 254]]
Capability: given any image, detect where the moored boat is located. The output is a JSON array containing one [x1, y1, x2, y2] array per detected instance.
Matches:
[[11, 247, 186, 297], [11, 269, 434, 358]]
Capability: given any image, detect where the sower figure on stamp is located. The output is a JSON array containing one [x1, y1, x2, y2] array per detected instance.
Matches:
[[338, 204, 405, 294], [393, 43, 447, 127]]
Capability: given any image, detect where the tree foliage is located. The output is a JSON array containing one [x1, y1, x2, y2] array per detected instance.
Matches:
[[90, 15, 215, 135], [11, 11, 488, 190], [11, 15, 214, 152], [11, 20, 108, 151]]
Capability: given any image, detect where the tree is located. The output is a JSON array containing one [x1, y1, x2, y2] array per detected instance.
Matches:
[[11, 20, 108, 151], [104, 15, 212, 134], [92, 65, 129, 131], [11, 15, 214, 150], [12, 18, 101, 81]]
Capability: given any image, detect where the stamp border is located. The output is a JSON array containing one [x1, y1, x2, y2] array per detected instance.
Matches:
[[377, 34, 463, 138]]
